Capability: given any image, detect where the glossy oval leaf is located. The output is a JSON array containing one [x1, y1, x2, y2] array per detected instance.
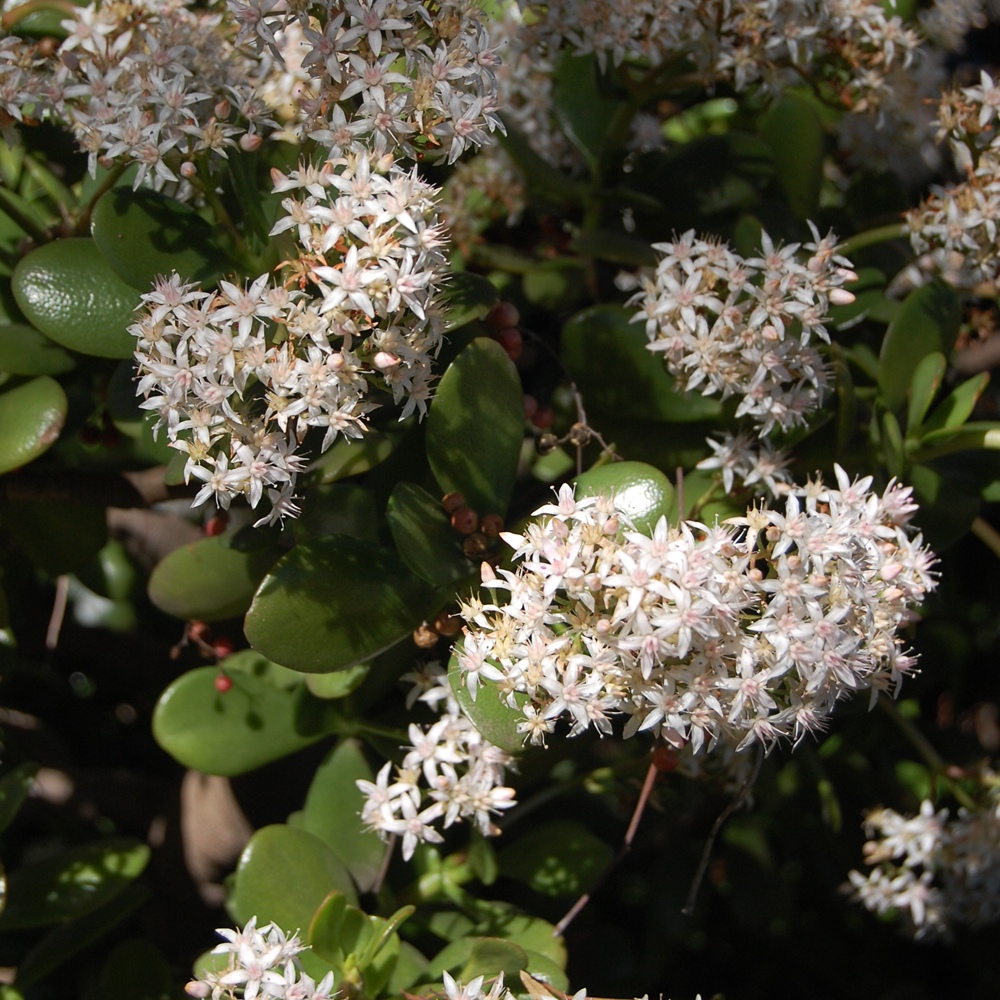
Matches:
[[879, 280, 961, 412], [562, 305, 721, 423], [92, 188, 227, 290], [0, 761, 38, 835], [462, 938, 528, 982], [426, 338, 523, 516], [448, 654, 526, 754], [387, 481, 470, 584], [574, 460, 677, 533], [0, 838, 149, 930], [0, 323, 74, 375], [305, 665, 370, 699], [443, 272, 499, 332], [906, 351, 946, 436], [12, 238, 141, 358], [302, 739, 385, 892], [759, 94, 824, 218], [497, 821, 613, 897], [231, 825, 358, 935], [551, 51, 619, 167], [245, 536, 431, 673], [152, 666, 323, 776], [147, 531, 280, 622], [921, 372, 990, 436], [308, 429, 399, 484], [0, 375, 67, 475]]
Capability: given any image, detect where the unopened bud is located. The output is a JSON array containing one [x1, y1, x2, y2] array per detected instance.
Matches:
[[180, 161, 197, 179], [586, 573, 602, 592], [442, 491, 466, 513], [215, 99, 231, 119], [765, 526, 781, 542], [596, 618, 611, 634], [373, 351, 399, 369], [829, 288, 856, 306], [186, 982, 212, 998], [327, 352, 346, 371], [413, 624, 439, 648], [376, 152, 395, 172], [882, 586, 904, 602], [881, 562, 902, 581], [240, 132, 263, 152], [480, 513, 503, 537], [762, 325, 779, 342], [603, 516, 619, 535], [836, 268, 859, 282], [451, 507, 479, 534], [270, 166, 287, 188], [748, 567, 764, 583], [434, 612, 461, 636], [98, 155, 115, 170], [463, 532, 490, 559]]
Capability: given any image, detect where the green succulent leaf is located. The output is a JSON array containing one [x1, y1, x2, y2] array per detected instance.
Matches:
[[0, 375, 67, 475], [301, 739, 385, 892], [461, 938, 528, 982], [906, 352, 947, 437], [879, 280, 962, 413], [0, 761, 39, 835], [0, 323, 74, 375], [387, 481, 470, 584], [304, 666, 370, 700], [551, 51, 619, 167], [231, 826, 358, 934], [574, 460, 677, 533], [562, 305, 721, 423], [759, 94, 825, 218], [91, 188, 229, 290], [0, 838, 150, 930], [426, 337, 523, 516], [12, 238, 141, 358], [448, 653, 527, 754], [147, 530, 281, 622], [152, 665, 324, 776], [921, 372, 990, 436], [245, 535, 432, 673], [443, 272, 499, 332], [498, 821, 614, 898], [308, 429, 400, 484]]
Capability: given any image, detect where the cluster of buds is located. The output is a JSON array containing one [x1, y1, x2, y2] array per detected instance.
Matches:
[[629, 225, 857, 435], [131, 148, 448, 524], [457, 471, 936, 754]]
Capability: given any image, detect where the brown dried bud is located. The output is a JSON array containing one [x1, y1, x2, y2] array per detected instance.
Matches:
[[413, 624, 439, 649], [480, 513, 503, 537], [566, 422, 591, 447], [433, 612, 461, 637], [451, 507, 479, 534], [442, 491, 466, 513], [463, 532, 490, 559], [37, 36, 59, 58], [537, 433, 559, 456]]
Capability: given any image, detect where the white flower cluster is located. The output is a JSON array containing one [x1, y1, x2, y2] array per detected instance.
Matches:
[[518, 0, 922, 112], [0, 1, 270, 192], [458, 473, 936, 755], [184, 917, 333, 1000], [629, 226, 856, 435], [357, 662, 517, 860], [906, 72, 1000, 290], [227, 0, 504, 163], [131, 148, 447, 523], [848, 795, 1000, 940], [695, 432, 793, 500]]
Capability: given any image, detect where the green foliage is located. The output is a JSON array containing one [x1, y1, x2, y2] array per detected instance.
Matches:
[[759, 94, 825, 218], [0, 375, 66, 474], [448, 654, 527, 754], [388, 482, 471, 584], [0, 762, 38, 834], [574, 461, 678, 532], [498, 821, 614, 897], [0, 323, 74, 375]]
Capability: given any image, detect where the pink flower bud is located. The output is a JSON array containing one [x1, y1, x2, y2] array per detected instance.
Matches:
[[762, 325, 779, 342], [881, 563, 902, 582], [836, 268, 859, 282], [596, 618, 611, 634], [270, 166, 287, 189], [603, 516, 619, 535], [240, 132, 263, 152], [185, 982, 211, 998], [376, 153, 395, 172], [807, 254, 824, 273], [180, 161, 197, 179], [327, 353, 346, 371], [481, 561, 500, 585], [215, 99, 231, 119], [98, 155, 114, 171], [829, 288, 856, 306], [373, 351, 399, 369]]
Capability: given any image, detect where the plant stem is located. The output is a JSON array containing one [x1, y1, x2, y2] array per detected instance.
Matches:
[[0, 185, 49, 244], [838, 222, 909, 259], [972, 516, 1000, 561], [75, 161, 127, 235], [2, 0, 76, 30]]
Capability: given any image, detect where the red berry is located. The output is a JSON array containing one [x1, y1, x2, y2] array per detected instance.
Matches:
[[212, 637, 234, 659], [487, 301, 520, 329], [450, 507, 479, 534], [653, 745, 679, 772], [214, 673, 233, 693], [205, 515, 228, 537], [523, 394, 539, 420], [531, 407, 555, 429], [496, 327, 522, 361]]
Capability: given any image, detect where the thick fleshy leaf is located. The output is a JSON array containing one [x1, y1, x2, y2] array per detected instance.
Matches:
[[910, 463, 980, 549], [231, 825, 358, 935], [0, 323, 74, 375], [498, 821, 613, 897], [0, 762, 38, 834], [12, 238, 141, 358], [906, 352, 946, 436], [759, 94, 825, 218], [147, 531, 280, 622], [426, 338, 523, 516], [98, 939, 172, 1000], [551, 51, 619, 167], [0, 375, 66, 475], [574, 460, 677, 533], [305, 666, 370, 699], [562, 305, 721, 423], [467, 904, 566, 969], [921, 372, 990, 436], [302, 739, 385, 892], [879, 280, 961, 412], [294, 483, 380, 544], [443, 272, 499, 332], [568, 231, 657, 268], [152, 666, 324, 776], [389, 942, 429, 993], [0, 838, 149, 930], [91, 188, 227, 290], [462, 938, 528, 982], [245, 536, 431, 673], [522, 258, 588, 312], [308, 429, 400, 484], [448, 654, 527, 754], [387, 481, 470, 584]]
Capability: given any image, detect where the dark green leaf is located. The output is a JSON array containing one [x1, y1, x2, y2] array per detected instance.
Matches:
[[389, 942, 429, 993], [0, 375, 66, 475], [551, 51, 619, 167], [0, 762, 38, 835], [828, 268, 887, 331], [426, 338, 523, 516], [245, 536, 431, 673], [231, 826, 358, 934], [294, 483, 380, 544], [12, 238, 141, 358], [1, 499, 107, 575], [906, 352, 946, 436], [443, 272, 499, 332], [910, 463, 980, 549], [448, 654, 527, 754], [147, 531, 280, 622], [308, 429, 400, 484], [302, 739, 385, 893], [568, 231, 657, 268], [98, 939, 172, 1000], [759, 95, 825, 218], [497, 119, 582, 208], [574, 460, 677, 533], [91, 188, 229, 290], [462, 938, 528, 981], [304, 666, 370, 699], [152, 666, 324, 776], [921, 372, 990, 436], [498, 821, 613, 898], [879, 280, 961, 412], [387, 481, 470, 584], [467, 904, 566, 969], [0, 323, 74, 375], [308, 891, 370, 962], [0, 838, 150, 930], [562, 305, 721, 423], [521, 258, 587, 312]]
